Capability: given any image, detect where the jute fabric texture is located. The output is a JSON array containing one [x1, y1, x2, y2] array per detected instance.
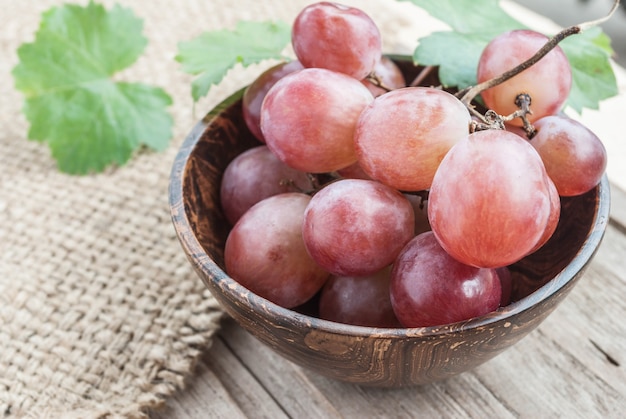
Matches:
[[0, 0, 426, 417]]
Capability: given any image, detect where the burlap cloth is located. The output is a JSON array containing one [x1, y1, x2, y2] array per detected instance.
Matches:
[[0, 0, 436, 417]]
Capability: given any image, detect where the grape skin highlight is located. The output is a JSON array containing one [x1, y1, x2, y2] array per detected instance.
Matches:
[[428, 129, 553, 268], [354, 87, 471, 191], [224, 193, 330, 309], [390, 232, 501, 328], [261, 67, 374, 173], [302, 179, 415, 277], [292, 2, 382, 80]]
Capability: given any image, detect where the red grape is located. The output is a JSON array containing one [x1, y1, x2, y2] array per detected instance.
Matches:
[[319, 266, 401, 328], [224, 193, 329, 308], [292, 2, 382, 80], [220, 145, 312, 225], [354, 87, 471, 191], [530, 115, 607, 196], [242, 60, 304, 142], [428, 129, 553, 268], [390, 232, 501, 327], [302, 179, 415, 277], [477, 29, 571, 126], [261, 67, 374, 173]]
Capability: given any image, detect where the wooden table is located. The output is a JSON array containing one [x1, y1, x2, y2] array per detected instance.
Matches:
[[152, 126, 626, 419]]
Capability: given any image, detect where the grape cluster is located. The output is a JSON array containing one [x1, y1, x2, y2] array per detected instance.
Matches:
[[221, 2, 607, 328]]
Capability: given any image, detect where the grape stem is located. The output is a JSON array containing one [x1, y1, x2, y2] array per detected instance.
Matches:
[[280, 174, 324, 195], [456, 0, 621, 108], [470, 109, 505, 133], [366, 73, 393, 92], [505, 94, 536, 137], [409, 65, 435, 87], [368, 65, 437, 91]]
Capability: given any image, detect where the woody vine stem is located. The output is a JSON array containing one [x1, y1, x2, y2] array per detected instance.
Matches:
[[459, 0, 621, 136]]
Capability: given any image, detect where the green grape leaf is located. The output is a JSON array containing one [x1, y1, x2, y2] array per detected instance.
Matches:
[[176, 20, 292, 101], [405, 0, 522, 34], [559, 27, 617, 112], [412, 31, 498, 90], [405, 0, 525, 88], [12, 1, 173, 175], [401, 0, 618, 112]]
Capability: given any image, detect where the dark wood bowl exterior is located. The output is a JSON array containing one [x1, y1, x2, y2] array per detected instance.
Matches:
[[169, 58, 610, 387]]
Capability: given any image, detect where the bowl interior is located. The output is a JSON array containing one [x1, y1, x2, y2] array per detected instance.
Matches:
[[171, 57, 610, 334], [169, 57, 610, 386]]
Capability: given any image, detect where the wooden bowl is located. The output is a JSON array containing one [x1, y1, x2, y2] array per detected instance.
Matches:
[[169, 58, 610, 387]]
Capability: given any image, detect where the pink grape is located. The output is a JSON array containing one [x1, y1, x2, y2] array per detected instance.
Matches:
[[242, 60, 304, 142], [428, 129, 553, 268], [292, 2, 382, 80], [362, 56, 406, 97], [261, 67, 374, 173], [354, 87, 471, 191], [530, 115, 607, 196], [318, 266, 401, 328], [477, 29, 571, 126], [224, 193, 329, 308], [390, 232, 501, 328], [302, 179, 415, 277], [220, 145, 312, 225]]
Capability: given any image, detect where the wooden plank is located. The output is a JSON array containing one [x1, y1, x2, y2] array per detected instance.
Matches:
[[198, 333, 289, 419], [151, 335, 287, 419], [471, 328, 624, 418], [219, 321, 345, 418], [300, 369, 518, 418], [470, 223, 626, 418], [564, 224, 626, 372]]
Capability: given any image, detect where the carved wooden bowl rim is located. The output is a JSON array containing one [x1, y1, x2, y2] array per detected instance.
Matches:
[[169, 69, 611, 341]]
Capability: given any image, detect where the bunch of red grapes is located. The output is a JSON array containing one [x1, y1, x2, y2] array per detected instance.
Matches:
[[221, 2, 607, 328]]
